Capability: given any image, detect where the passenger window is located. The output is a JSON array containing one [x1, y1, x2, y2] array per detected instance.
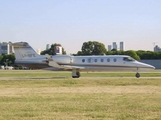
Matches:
[[113, 58, 117, 62], [101, 59, 104, 62], [88, 58, 93, 63], [94, 59, 97, 62], [88, 59, 91, 63], [82, 59, 85, 62], [107, 59, 110, 62]]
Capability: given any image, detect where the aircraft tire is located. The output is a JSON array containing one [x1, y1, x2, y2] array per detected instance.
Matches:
[[72, 76, 79, 78], [135, 73, 140, 78], [76, 72, 80, 77], [72, 71, 80, 78]]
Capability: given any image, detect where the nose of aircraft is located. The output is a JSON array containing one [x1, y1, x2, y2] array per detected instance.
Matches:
[[136, 61, 155, 70]]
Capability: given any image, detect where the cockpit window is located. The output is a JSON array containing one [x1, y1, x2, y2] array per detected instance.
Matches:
[[123, 57, 135, 61]]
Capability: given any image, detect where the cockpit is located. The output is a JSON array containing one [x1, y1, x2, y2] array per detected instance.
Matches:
[[123, 57, 135, 62]]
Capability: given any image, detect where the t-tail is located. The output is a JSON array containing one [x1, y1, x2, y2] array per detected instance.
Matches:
[[11, 42, 49, 69], [12, 42, 41, 60]]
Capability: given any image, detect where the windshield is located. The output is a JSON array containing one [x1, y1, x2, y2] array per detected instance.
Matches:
[[123, 57, 135, 61]]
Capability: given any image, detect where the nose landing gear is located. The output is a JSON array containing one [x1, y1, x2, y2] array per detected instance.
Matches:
[[135, 72, 140, 78]]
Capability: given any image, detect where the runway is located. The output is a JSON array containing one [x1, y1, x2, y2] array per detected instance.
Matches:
[[0, 76, 161, 80]]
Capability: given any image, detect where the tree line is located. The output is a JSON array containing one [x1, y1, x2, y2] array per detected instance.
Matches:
[[72, 41, 161, 60], [1, 41, 161, 66], [0, 54, 15, 66], [41, 41, 161, 60]]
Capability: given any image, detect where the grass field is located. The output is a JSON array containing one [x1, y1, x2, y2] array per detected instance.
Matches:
[[0, 70, 161, 120]]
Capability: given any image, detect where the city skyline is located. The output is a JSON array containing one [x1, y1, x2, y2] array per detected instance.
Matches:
[[107, 42, 124, 51], [0, 0, 161, 54]]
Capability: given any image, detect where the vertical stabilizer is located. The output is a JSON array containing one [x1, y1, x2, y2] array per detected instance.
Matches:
[[12, 42, 41, 60]]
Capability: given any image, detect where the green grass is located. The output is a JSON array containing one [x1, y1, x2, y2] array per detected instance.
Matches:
[[1, 94, 161, 120], [0, 70, 161, 119]]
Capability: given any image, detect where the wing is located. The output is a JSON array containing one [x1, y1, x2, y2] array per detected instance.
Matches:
[[62, 65, 86, 69]]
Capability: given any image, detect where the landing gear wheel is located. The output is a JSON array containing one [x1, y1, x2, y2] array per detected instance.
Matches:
[[135, 73, 140, 78], [76, 72, 80, 78], [72, 70, 80, 78], [72, 76, 79, 78]]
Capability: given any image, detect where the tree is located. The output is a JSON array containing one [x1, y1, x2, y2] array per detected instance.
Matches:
[[124, 50, 140, 60], [75, 51, 83, 56], [136, 50, 161, 60], [80, 41, 107, 55], [0, 54, 15, 66], [136, 50, 146, 59], [41, 43, 66, 55], [111, 48, 117, 51]]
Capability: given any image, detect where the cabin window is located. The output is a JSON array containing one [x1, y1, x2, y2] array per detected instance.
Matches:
[[88, 59, 91, 63], [82, 59, 85, 62], [88, 58, 93, 63], [113, 58, 117, 62], [101, 59, 104, 62], [94, 59, 97, 62], [107, 59, 110, 62]]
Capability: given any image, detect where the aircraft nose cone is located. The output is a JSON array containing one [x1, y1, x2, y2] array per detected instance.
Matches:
[[137, 62, 155, 70], [146, 64, 155, 70]]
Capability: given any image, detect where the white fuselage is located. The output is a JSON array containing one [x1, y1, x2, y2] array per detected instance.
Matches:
[[15, 55, 155, 71], [16, 55, 154, 71], [52, 55, 154, 71]]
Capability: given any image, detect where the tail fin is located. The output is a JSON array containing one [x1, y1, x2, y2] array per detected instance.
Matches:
[[11, 42, 41, 60]]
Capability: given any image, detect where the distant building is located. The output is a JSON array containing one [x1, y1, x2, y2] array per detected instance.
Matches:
[[55, 46, 62, 55], [0, 42, 14, 55], [112, 42, 117, 50], [37, 49, 41, 55], [46, 44, 50, 50], [108, 41, 125, 51], [107, 45, 112, 51], [120, 42, 124, 51], [154, 45, 161, 52]]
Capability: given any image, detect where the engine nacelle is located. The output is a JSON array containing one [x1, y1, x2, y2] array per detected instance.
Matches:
[[52, 55, 71, 64]]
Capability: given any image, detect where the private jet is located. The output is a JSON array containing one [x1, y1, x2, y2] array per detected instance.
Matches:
[[12, 42, 155, 78]]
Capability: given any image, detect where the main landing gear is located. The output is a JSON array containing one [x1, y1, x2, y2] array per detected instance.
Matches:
[[72, 69, 80, 78], [135, 72, 140, 78]]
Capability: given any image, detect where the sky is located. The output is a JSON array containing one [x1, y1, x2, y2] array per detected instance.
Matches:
[[0, 0, 161, 54]]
